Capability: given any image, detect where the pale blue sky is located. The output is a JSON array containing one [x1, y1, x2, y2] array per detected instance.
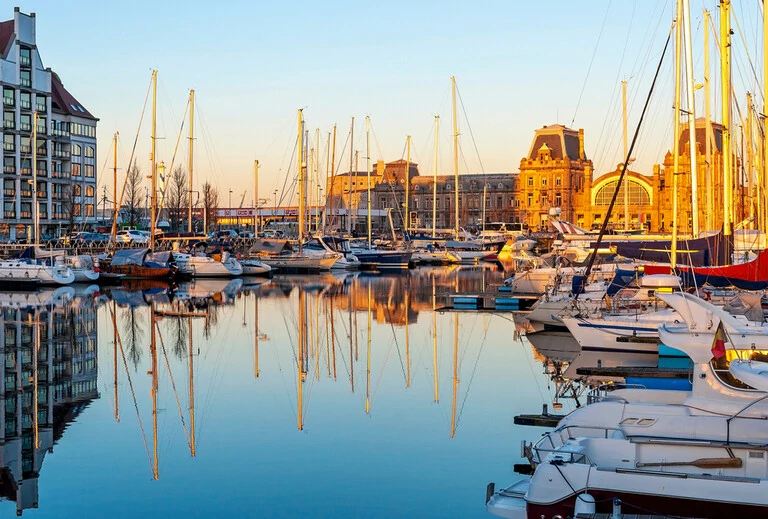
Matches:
[[12, 0, 764, 207]]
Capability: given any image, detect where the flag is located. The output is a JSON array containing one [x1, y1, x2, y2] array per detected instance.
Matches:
[[711, 321, 727, 359]]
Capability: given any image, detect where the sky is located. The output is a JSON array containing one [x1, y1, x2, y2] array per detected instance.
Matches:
[[11, 0, 766, 208]]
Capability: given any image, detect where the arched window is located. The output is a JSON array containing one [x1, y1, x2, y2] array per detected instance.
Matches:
[[73, 184, 82, 196], [85, 185, 95, 197], [85, 146, 95, 158], [72, 144, 81, 156], [594, 179, 650, 206]]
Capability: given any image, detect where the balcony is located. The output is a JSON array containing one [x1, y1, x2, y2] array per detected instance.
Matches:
[[51, 170, 70, 179], [53, 149, 70, 159], [36, 125, 46, 135], [53, 212, 66, 219], [36, 191, 46, 198], [3, 143, 15, 152], [3, 211, 15, 218], [3, 120, 14, 130], [19, 55, 31, 67], [52, 192, 63, 200], [2, 97, 14, 108], [35, 105, 46, 114], [19, 123, 31, 132], [3, 165, 14, 174], [3, 189, 15, 197], [36, 147, 47, 157]]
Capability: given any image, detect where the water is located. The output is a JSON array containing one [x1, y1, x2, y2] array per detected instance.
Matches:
[[0, 265, 574, 518]]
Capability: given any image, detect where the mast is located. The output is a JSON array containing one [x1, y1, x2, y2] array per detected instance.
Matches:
[[432, 277, 439, 403], [482, 182, 487, 232], [150, 70, 158, 250], [405, 136, 411, 235], [298, 288, 305, 430], [433, 116, 439, 239], [324, 129, 333, 233], [32, 111, 38, 243], [682, 0, 699, 237], [112, 300, 120, 422], [720, 0, 733, 251], [365, 282, 371, 414], [354, 151, 359, 234], [150, 303, 159, 479], [366, 116, 372, 248], [747, 94, 754, 228], [405, 283, 411, 388], [763, 0, 768, 232], [254, 294, 260, 378], [315, 128, 321, 234], [297, 109, 305, 244], [188, 89, 195, 233], [253, 160, 259, 236], [188, 315, 196, 457], [704, 9, 713, 232], [347, 118, 354, 236], [452, 76, 460, 239], [451, 312, 459, 438], [113, 133, 118, 237], [622, 80, 629, 230], [671, 0, 682, 268]]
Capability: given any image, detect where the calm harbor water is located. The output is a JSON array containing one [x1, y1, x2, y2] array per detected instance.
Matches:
[[0, 265, 576, 518]]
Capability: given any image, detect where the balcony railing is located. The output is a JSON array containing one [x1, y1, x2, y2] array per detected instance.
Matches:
[[3, 189, 15, 197], [19, 100, 31, 110], [53, 149, 70, 159], [35, 105, 46, 114], [52, 129, 70, 138], [3, 143, 14, 152], [3, 211, 15, 218], [3, 120, 14, 130], [52, 192, 63, 200], [36, 191, 46, 198], [36, 125, 46, 135], [3, 166, 14, 174], [51, 170, 70, 179], [20, 56, 31, 67], [36, 147, 47, 156], [2, 97, 14, 107], [19, 145, 31, 154]]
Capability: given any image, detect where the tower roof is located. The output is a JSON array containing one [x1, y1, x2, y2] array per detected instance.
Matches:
[[526, 124, 584, 161]]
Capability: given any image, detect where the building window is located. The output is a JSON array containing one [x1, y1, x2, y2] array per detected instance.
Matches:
[[73, 184, 82, 197], [20, 70, 31, 88], [19, 47, 31, 67], [85, 146, 95, 158], [73, 204, 82, 217], [527, 177, 533, 187], [85, 186, 95, 197], [594, 180, 650, 206], [20, 92, 31, 110], [555, 193, 562, 206], [2, 88, 13, 107], [72, 144, 81, 156], [541, 194, 547, 205], [414, 198, 419, 210], [72, 164, 81, 177], [541, 177, 548, 187], [3, 201, 15, 218], [3, 134, 14, 152], [20, 113, 31, 132], [84, 165, 94, 178], [497, 196, 503, 208], [556, 176, 562, 186], [3, 111, 14, 129], [379, 196, 386, 208], [3, 156, 14, 174], [85, 204, 94, 217], [527, 194, 533, 207]]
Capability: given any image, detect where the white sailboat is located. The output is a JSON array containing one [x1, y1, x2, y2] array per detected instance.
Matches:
[[173, 250, 244, 277]]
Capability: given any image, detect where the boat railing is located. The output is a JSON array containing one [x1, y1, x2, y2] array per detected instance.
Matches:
[[531, 424, 627, 464], [587, 382, 648, 405]]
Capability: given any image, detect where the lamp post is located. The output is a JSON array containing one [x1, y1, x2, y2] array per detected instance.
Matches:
[[273, 190, 278, 220], [228, 189, 233, 228]]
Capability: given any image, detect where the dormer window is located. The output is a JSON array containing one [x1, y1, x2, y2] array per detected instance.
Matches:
[[537, 143, 551, 161]]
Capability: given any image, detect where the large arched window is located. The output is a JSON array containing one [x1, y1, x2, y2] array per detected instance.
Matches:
[[594, 179, 650, 206]]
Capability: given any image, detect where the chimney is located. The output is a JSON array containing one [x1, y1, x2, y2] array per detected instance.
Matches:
[[376, 160, 385, 177], [578, 129, 585, 160]]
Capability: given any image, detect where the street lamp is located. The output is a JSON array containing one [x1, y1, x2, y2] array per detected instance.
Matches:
[[273, 190, 278, 219], [229, 189, 233, 228]]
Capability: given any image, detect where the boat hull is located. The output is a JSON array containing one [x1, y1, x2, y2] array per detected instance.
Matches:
[[103, 264, 174, 280], [355, 250, 413, 269], [259, 255, 336, 272]]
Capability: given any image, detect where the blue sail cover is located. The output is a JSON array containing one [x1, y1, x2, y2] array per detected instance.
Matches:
[[612, 233, 724, 267]]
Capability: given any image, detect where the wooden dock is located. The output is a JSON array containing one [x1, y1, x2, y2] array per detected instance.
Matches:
[[443, 286, 539, 311]]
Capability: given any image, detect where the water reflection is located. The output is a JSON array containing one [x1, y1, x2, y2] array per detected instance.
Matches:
[[1, 262, 527, 517]]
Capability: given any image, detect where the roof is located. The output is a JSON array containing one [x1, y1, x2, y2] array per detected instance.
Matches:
[[679, 118, 724, 154], [50, 73, 98, 120], [0, 19, 13, 58], [526, 124, 584, 161]]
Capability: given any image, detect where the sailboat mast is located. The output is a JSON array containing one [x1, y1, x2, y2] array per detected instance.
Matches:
[[720, 0, 733, 247], [32, 111, 38, 242], [112, 301, 120, 422], [150, 303, 159, 479], [405, 136, 411, 235], [365, 282, 371, 414], [482, 182, 487, 232], [298, 289, 306, 430], [451, 312, 458, 438], [366, 116, 372, 248], [297, 109, 305, 244], [324, 129, 333, 233], [254, 160, 259, 236], [432, 277, 439, 403], [405, 286, 411, 388], [113, 133, 118, 236], [347, 117, 354, 236], [315, 128, 321, 234], [746, 94, 754, 228], [671, 1, 682, 268], [451, 76, 460, 239], [704, 9, 713, 232], [682, 0, 699, 237], [188, 315, 196, 457], [188, 89, 195, 233], [622, 80, 629, 230], [763, 1, 768, 232], [433, 116, 439, 239], [150, 70, 158, 250]]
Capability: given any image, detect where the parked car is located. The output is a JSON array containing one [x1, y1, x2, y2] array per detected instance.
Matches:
[[116, 229, 150, 244], [215, 230, 239, 241]]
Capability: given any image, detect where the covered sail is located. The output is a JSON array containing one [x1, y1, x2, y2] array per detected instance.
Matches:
[[613, 233, 724, 267]]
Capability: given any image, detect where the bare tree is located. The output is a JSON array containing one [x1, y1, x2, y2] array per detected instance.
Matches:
[[60, 184, 76, 233], [124, 161, 143, 228], [202, 181, 219, 232], [165, 165, 189, 232]]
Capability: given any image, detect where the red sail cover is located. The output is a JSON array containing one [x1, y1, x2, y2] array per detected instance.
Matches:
[[644, 249, 768, 290]]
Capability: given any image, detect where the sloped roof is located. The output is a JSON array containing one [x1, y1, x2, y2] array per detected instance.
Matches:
[[51, 73, 98, 121], [527, 124, 584, 161], [0, 19, 13, 58]]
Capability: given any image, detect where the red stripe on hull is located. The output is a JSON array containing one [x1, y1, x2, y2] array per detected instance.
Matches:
[[527, 489, 768, 519]]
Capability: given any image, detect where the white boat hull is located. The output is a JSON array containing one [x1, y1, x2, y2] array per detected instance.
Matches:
[[0, 260, 74, 285]]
